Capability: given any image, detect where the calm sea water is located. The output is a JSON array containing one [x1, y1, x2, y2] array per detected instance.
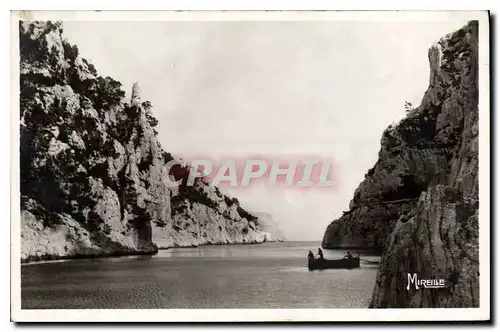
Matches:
[[21, 241, 380, 309]]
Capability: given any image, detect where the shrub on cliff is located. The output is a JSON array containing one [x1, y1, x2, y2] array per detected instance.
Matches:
[[142, 101, 159, 129], [91, 76, 126, 110], [237, 206, 258, 223], [224, 196, 239, 206], [146, 110, 158, 128], [62, 40, 79, 63], [404, 101, 413, 113], [82, 58, 98, 77]]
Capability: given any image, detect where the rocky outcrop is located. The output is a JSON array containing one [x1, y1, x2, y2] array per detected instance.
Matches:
[[153, 184, 274, 248], [19, 21, 272, 262], [370, 186, 479, 307], [322, 21, 479, 307]]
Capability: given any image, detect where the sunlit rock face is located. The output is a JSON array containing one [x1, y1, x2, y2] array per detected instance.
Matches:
[[20, 21, 273, 262], [153, 183, 274, 248], [321, 21, 479, 307]]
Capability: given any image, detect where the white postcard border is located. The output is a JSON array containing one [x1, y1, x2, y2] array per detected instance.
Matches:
[[10, 10, 491, 322]]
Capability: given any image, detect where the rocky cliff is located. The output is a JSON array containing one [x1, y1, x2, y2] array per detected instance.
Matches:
[[322, 22, 479, 307], [19, 21, 273, 262]]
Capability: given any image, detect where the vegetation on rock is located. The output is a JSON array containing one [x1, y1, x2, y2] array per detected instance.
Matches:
[[20, 21, 272, 262], [322, 21, 479, 308]]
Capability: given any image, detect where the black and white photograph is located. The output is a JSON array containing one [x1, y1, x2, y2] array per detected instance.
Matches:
[[10, 10, 490, 322]]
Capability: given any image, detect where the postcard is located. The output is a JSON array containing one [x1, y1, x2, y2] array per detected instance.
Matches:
[[11, 10, 490, 322]]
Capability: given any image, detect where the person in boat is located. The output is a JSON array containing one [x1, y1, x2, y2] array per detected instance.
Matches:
[[344, 251, 354, 260], [317, 248, 324, 260], [308, 250, 314, 260]]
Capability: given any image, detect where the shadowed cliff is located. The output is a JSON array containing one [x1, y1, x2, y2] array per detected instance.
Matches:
[[321, 21, 479, 307]]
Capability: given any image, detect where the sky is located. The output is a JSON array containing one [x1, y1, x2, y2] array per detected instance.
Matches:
[[63, 18, 468, 241]]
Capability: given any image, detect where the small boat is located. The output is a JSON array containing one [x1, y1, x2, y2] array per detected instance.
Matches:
[[308, 256, 360, 270]]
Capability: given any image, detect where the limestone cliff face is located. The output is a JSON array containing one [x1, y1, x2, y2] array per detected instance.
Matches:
[[20, 21, 272, 262], [322, 22, 479, 307], [153, 183, 273, 248]]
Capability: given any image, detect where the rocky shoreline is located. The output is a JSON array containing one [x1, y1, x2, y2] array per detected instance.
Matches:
[[20, 249, 158, 265], [21, 238, 285, 265]]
